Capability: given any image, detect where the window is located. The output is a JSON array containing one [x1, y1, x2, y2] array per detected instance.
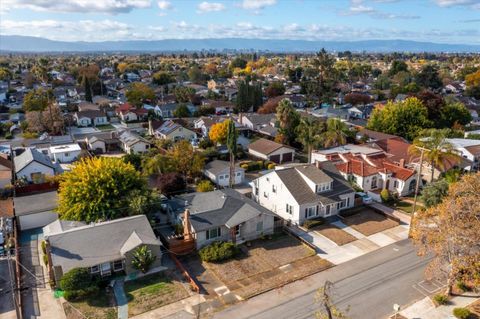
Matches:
[[286, 204, 293, 215], [90, 265, 100, 274], [64, 152, 70, 157], [113, 260, 124, 272], [206, 227, 221, 240], [236, 172, 241, 176], [100, 262, 111, 276], [371, 176, 377, 189], [305, 206, 316, 218], [394, 180, 398, 188], [224, 174, 229, 179], [254, 186, 259, 196], [263, 191, 268, 198], [272, 185, 276, 193], [219, 175, 224, 180], [256, 221, 263, 232]]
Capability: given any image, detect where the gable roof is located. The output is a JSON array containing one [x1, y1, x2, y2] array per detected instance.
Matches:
[[168, 189, 270, 232], [14, 191, 58, 216], [118, 130, 149, 147], [76, 110, 106, 119], [156, 120, 183, 136], [204, 160, 244, 176], [45, 215, 161, 273], [14, 148, 57, 173], [248, 138, 293, 155]]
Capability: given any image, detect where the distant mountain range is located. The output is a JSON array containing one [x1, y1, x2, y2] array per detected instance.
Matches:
[[1, 35, 479, 53]]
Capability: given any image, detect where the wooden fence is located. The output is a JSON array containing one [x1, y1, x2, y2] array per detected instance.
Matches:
[[169, 253, 201, 293]]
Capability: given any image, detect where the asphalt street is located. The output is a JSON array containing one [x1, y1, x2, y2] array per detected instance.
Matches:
[[212, 239, 434, 319]]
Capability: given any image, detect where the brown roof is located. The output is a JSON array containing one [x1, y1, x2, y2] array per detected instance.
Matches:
[[248, 138, 293, 155], [358, 128, 404, 142], [465, 144, 480, 157], [0, 156, 12, 170], [0, 198, 13, 218]]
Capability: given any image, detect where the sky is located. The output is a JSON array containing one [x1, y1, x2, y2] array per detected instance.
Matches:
[[0, 0, 479, 44]]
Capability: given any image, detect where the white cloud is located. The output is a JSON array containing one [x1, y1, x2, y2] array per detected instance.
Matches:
[[157, 0, 172, 10], [240, 0, 277, 13], [197, 2, 226, 13], [1, 0, 151, 14], [342, 0, 420, 19], [434, 0, 480, 9]]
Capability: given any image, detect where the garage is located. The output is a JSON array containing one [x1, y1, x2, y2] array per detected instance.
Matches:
[[281, 152, 293, 163], [269, 154, 281, 163], [14, 191, 59, 231]]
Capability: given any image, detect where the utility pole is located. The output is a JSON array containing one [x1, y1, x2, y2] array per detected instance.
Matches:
[[409, 146, 427, 237]]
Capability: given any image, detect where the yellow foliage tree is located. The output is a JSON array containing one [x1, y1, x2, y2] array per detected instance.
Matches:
[[465, 70, 480, 88], [209, 119, 231, 145]]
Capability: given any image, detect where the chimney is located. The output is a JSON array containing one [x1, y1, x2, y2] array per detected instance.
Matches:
[[315, 161, 322, 169], [183, 209, 193, 241], [399, 158, 405, 168]]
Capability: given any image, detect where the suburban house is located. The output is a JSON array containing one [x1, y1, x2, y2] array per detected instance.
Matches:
[[251, 162, 355, 225], [116, 103, 148, 122], [240, 113, 276, 131], [14, 148, 62, 183], [446, 138, 480, 171], [248, 138, 295, 163], [194, 116, 224, 137], [43, 215, 163, 283], [0, 155, 12, 189], [74, 110, 109, 127], [14, 191, 58, 230], [155, 103, 177, 118], [165, 189, 275, 249], [118, 130, 151, 154], [85, 132, 120, 154], [49, 143, 82, 163], [203, 160, 245, 187], [154, 120, 196, 141]]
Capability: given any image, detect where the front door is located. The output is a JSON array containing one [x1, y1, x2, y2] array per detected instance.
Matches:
[[325, 205, 331, 216]]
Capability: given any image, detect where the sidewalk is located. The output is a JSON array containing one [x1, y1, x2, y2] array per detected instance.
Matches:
[[399, 295, 479, 319], [130, 294, 206, 319]]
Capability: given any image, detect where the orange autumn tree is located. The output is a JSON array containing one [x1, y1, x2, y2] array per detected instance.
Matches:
[[411, 172, 480, 295], [209, 119, 231, 145]]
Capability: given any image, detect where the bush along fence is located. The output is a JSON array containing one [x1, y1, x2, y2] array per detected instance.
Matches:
[[169, 253, 201, 293]]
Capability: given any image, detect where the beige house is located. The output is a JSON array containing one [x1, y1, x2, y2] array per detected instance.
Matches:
[[248, 138, 295, 163]]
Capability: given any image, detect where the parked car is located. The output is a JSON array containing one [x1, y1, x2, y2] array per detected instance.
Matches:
[[356, 192, 373, 204]]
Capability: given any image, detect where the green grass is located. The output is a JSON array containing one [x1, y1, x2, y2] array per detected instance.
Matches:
[[391, 200, 422, 214], [68, 289, 117, 319], [124, 273, 172, 298], [96, 124, 115, 131]]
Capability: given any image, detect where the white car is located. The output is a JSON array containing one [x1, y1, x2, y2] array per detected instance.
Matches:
[[356, 192, 373, 204]]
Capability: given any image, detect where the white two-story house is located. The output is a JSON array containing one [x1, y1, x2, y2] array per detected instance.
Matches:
[[251, 162, 355, 225]]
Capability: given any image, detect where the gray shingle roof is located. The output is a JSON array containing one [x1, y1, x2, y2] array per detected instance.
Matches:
[[14, 191, 58, 216], [295, 165, 333, 185], [275, 163, 353, 205], [46, 215, 161, 273], [167, 189, 270, 232], [204, 160, 244, 176], [14, 148, 57, 173], [118, 130, 149, 147]]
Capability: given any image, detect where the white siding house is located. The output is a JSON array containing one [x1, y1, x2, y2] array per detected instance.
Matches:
[[203, 160, 245, 187]]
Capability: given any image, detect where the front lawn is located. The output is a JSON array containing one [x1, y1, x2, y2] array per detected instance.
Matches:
[[343, 208, 399, 236], [124, 271, 189, 316], [96, 124, 115, 131], [65, 289, 117, 319], [313, 224, 357, 246]]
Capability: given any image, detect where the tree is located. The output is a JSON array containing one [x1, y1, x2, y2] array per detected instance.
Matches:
[[388, 60, 408, 76], [411, 173, 480, 295], [84, 77, 92, 102], [131, 245, 156, 273], [123, 153, 143, 171], [152, 71, 174, 85], [23, 88, 52, 112], [320, 118, 349, 148], [173, 86, 195, 103], [414, 90, 445, 122], [197, 180, 214, 192], [226, 119, 237, 188], [209, 120, 231, 145], [236, 80, 263, 113], [188, 65, 203, 84], [367, 97, 432, 141], [230, 57, 247, 69], [421, 179, 449, 208], [296, 117, 324, 163], [167, 140, 205, 180], [156, 172, 185, 195], [313, 49, 337, 104], [439, 101, 472, 128], [276, 99, 300, 145], [126, 82, 155, 107], [315, 281, 349, 319], [416, 64, 442, 90], [465, 70, 480, 99], [265, 82, 285, 98], [57, 157, 151, 222], [26, 103, 64, 134], [409, 129, 461, 182], [173, 103, 190, 118], [344, 93, 371, 106]]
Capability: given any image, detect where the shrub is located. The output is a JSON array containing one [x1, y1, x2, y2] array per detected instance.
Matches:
[[456, 281, 469, 292], [5, 132, 12, 139], [197, 180, 214, 192], [240, 163, 249, 170], [199, 139, 214, 149], [59, 268, 92, 292], [433, 294, 448, 305], [41, 241, 47, 254], [380, 189, 392, 203], [199, 241, 238, 263], [302, 218, 325, 229], [453, 307, 471, 319], [42, 254, 48, 266], [22, 132, 38, 139], [63, 286, 99, 302], [131, 245, 157, 273], [267, 163, 275, 170]]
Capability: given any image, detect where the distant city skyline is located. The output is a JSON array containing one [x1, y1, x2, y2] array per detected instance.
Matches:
[[0, 0, 479, 44]]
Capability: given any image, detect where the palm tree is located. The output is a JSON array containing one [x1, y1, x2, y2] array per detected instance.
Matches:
[[320, 118, 349, 148], [409, 129, 461, 182], [131, 245, 156, 273], [296, 117, 324, 163], [226, 119, 237, 188]]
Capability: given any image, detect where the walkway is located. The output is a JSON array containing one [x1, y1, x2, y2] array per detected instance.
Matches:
[[370, 202, 411, 224], [113, 280, 128, 319], [399, 295, 479, 319]]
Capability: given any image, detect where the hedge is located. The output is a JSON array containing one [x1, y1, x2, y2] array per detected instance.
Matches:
[[199, 241, 238, 263], [453, 307, 471, 319], [433, 294, 448, 305]]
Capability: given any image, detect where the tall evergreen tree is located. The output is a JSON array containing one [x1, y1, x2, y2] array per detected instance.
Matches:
[[226, 120, 237, 188], [84, 77, 92, 102]]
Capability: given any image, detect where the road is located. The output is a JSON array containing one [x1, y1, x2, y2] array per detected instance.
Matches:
[[212, 239, 434, 319]]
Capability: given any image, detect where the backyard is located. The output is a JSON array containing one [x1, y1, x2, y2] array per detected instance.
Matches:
[[65, 289, 117, 319], [342, 208, 399, 236], [203, 234, 332, 299], [124, 271, 189, 317], [312, 224, 357, 246]]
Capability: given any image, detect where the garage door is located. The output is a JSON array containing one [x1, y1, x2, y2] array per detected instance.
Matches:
[[19, 212, 58, 231], [282, 152, 293, 163], [269, 154, 281, 163]]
